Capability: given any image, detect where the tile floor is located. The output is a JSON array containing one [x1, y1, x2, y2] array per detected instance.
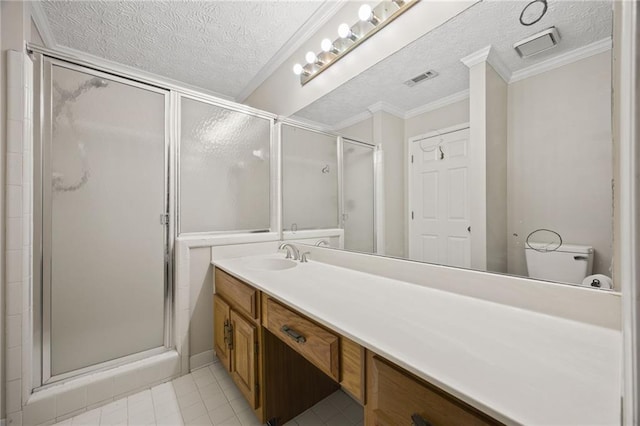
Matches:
[[53, 362, 364, 426]]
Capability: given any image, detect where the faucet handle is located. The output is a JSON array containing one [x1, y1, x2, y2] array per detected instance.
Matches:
[[300, 252, 310, 263]]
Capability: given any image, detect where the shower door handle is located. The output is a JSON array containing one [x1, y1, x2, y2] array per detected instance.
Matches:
[[160, 214, 169, 225]]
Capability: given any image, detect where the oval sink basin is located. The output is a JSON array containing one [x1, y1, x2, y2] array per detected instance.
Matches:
[[245, 258, 297, 271]]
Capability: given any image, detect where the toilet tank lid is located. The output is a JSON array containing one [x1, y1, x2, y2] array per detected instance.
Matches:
[[526, 242, 594, 254]]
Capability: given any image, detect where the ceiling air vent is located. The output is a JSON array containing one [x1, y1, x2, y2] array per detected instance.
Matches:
[[514, 27, 560, 58], [404, 70, 439, 87]]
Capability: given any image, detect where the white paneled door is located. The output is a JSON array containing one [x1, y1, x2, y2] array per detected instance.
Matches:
[[409, 127, 470, 268]]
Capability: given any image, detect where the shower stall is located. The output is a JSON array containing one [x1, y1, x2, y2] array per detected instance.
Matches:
[[30, 53, 377, 389], [34, 57, 171, 385]]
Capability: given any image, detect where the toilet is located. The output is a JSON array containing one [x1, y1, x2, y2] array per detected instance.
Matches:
[[525, 242, 594, 284]]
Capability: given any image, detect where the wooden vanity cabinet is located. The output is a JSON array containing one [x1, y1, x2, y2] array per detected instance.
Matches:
[[214, 268, 501, 426], [213, 270, 262, 417], [365, 352, 501, 426]]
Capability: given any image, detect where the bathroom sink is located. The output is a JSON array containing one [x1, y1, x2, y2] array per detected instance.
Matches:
[[245, 258, 297, 271]]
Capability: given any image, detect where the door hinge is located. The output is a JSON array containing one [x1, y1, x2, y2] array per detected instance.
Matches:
[[411, 211, 414, 220], [411, 155, 414, 164], [160, 213, 169, 225], [255, 383, 259, 394], [254, 342, 259, 355]]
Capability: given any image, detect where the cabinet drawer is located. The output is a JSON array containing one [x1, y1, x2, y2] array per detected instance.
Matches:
[[366, 353, 500, 426], [263, 297, 339, 381], [215, 269, 258, 320]]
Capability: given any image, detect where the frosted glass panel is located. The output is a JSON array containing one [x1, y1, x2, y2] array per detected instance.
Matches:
[[343, 141, 375, 252], [180, 98, 271, 233], [49, 65, 166, 376], [282, 125, 338, 230]]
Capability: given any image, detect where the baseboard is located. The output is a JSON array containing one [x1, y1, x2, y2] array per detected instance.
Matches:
[[190, 350, 215, 371]]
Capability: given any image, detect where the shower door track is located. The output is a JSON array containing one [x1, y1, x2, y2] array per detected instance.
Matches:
[[34, 54, 174, 388]]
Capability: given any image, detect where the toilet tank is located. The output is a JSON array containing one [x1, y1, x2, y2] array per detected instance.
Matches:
[[525, 242, 594, 284]]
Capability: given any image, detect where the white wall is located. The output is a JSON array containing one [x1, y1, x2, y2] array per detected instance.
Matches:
[[485, 65, 508, 273], [338, 116, 374, 142], [188, 248, 214, 360], [379, 111, 405, 257], [404, 99, 470, 139], [507, 51, 613, 278]]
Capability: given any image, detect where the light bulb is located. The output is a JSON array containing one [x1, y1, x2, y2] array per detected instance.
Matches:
[[293, 63, 303, 75], [321, 38, 333, 52], [358, 4, 372, 21], [305, 51, 317, 64], [338, 23, 351, 39]]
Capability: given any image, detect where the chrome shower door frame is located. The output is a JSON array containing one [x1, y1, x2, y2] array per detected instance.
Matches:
[[36, 56, 173, 387]]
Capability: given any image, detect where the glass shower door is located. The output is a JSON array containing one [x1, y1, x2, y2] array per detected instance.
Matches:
[[282, 124, 339, 231], [342, 139, 375, 253], [43, 61, 168, 381]]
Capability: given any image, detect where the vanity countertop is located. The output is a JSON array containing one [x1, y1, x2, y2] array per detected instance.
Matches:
[[212, 254, 621, 426]]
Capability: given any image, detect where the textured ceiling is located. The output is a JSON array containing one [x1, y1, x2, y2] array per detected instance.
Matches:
[[40, 1, 325, 99], [296, 0, 612, 127]]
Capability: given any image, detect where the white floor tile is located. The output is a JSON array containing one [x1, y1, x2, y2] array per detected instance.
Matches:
[[181, 401, 208, 423], [58, 371, 364, 426], [207, 404, 235, 425], [311, 398, 341, 422], [185, 413, 213, 426], [178, 390, 203, 410]]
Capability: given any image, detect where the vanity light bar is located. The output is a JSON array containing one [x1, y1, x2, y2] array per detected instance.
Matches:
[[293, 0, 420, 86]]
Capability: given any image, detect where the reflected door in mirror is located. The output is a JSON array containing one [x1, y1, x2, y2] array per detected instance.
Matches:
[[410, 127, 470, 268]]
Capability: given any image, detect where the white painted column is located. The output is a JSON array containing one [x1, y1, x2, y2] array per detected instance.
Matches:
[[461, 46, 509, 273]]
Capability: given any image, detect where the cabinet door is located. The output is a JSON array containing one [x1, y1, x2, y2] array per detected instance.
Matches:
[[230, 310, 258, 409], [213, 295, 231, 371]]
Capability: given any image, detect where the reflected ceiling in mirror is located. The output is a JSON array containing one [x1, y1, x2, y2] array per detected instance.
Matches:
[[294, 0, 612, 127]]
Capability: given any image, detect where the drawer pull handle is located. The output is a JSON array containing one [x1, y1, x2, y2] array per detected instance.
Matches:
[[281, 325, 306, 344], [224, 320, 233, 350], [411, 413, 432, 426]]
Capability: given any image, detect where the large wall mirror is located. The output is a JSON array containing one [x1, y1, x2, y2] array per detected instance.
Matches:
[[292, 0, 615, 290]]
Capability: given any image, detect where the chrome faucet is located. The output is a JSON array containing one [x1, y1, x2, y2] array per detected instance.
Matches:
[[278, 243, 300, 260], [315, 239, 330, 247]]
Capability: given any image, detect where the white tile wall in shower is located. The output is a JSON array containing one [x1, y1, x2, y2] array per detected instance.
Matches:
[[5, 48, 32, 426]]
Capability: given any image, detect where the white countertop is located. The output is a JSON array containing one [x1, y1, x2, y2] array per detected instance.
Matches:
[[212, 254, 621, 426]]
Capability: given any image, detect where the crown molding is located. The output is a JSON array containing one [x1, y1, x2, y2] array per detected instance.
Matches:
[[404, 89, 470, 119], [30, 2, 57, 48], [285, 115, 333, 133], [460, 45, 491, 68], [367, 101, 405, 118], [236, 0, 347, 103], [331, 109, 373, 131], [460, 45, 512, 82], [509, 37, 612, 83]]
